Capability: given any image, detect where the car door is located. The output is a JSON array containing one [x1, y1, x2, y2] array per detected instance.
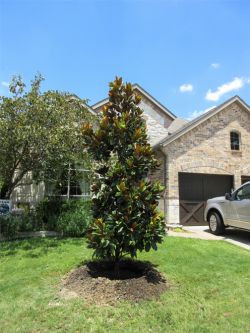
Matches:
[[232, 183, 250, 230]]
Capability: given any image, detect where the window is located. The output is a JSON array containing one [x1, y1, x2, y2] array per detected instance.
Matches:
[[230, 131, 240, 151], [236, 184, 250, 200], [46, 164, 91, 198]]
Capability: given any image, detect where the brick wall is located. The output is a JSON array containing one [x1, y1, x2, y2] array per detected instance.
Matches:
[[158, 102, 250, 225]]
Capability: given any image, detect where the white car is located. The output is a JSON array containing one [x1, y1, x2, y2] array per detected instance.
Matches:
[[204, 181, 250, 235]]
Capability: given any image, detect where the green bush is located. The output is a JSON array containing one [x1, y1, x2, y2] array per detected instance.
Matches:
[[56, 200, 92, 237], [0, 198, 92, 238], [35, 197, 64, 231], [0, 215, 21, 238], [0, 209, 42, 238]]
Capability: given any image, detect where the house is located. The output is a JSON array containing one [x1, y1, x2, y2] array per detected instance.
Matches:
[[9, 84, 250, 226], [92, 84, 188, 146], [93, 87, 250, 227], [153, 95, 250, 227]]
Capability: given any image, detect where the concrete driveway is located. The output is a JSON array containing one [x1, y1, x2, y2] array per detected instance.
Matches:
[[168, 226, 250, 251]]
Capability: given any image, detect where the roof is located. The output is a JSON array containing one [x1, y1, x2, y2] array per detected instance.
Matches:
[[166, 118, 188, 134], [154, 95, 250, 149], [91, 83, 176, 120], [85, 104, 97, 115], [67, 94, 97, 116]]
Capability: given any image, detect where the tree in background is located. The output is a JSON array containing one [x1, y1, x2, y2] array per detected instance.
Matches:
[[0, 74, 94, 199], [83, 77, 165, 269]]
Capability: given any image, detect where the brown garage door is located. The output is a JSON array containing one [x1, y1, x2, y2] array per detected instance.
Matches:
[[179, 173, 234, 226], [242, 176, 250, 184]]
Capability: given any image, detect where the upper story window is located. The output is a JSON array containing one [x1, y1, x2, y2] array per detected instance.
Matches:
[[230, 131, 240, 151]]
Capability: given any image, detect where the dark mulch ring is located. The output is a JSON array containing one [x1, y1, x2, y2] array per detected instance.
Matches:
[[60, 259, 169, 306]]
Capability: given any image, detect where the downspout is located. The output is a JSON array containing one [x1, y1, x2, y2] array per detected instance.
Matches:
[[160, 147, 168, 224], [154, 143, 168, 224]]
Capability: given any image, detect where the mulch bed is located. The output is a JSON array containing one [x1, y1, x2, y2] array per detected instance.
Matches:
[[60, 259, 169, 306]]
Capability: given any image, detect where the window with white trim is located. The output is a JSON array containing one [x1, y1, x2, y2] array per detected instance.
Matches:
[[46, 164, 91, 198]]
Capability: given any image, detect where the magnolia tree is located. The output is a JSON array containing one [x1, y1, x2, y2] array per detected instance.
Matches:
[[0, 74, 94, 199], [83, 77, 165, 268]]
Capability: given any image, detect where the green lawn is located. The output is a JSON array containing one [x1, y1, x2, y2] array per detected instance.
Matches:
[[0, 237, 250, 333]]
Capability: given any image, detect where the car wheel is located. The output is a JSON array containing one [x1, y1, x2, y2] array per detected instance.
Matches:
[[208, 211, 225, 235]]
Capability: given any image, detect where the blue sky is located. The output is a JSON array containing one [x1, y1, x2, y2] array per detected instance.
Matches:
[[0, 0, 250, 119]]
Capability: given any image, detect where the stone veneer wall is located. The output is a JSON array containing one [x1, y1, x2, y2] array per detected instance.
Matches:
[[93, 92, 174, 132], [159, 102, 250, 225], [137, 92, 173, 128], [148, 150, 166, 215]]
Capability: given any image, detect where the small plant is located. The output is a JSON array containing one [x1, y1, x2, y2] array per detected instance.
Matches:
[[83, 77, 166, 270]]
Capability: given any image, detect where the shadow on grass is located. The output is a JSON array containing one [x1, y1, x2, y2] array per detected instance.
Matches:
[[0, 237, 84, 258]]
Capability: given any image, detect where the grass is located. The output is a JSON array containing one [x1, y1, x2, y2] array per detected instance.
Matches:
[[0, 237, 250, 333]]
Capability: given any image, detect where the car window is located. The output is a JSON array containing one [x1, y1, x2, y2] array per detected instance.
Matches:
[[236, 184, 250, 200]]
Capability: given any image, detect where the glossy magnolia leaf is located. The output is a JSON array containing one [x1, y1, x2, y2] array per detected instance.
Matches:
[[85, 77, 166, 262]]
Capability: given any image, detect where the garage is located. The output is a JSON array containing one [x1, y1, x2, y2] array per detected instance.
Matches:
[[179, 172, 234, 226], [242, 176, 250, 184]]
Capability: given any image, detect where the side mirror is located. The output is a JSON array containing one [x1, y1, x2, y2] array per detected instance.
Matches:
[[225, 193, 231, 200]]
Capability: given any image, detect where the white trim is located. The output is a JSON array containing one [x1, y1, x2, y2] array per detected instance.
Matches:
[[133, 84, 176, 119], [84, 104, 97, 115], [91, 98, 109, 110], [91, 84, 176, 120]]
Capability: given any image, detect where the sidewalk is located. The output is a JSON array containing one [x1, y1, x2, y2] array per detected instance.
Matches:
[[168, 226, 250, 251]]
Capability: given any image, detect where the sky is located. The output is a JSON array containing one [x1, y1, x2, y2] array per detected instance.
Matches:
[[0, 0, 250, 120]]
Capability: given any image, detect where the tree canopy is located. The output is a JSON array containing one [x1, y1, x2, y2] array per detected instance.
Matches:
[[0, 74, 94, 199], [83, 77, 166, 265]]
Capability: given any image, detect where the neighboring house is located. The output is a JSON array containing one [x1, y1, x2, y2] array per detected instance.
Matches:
[[9, 85, 250, 227]]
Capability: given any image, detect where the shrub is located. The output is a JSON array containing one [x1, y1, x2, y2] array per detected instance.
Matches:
[[35, 197, 64, 231], [0, 215, 21, 238], [0, 198, 92, 238], [56, 200, 92, 236]]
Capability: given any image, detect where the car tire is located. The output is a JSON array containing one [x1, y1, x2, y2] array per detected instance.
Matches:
[[208, 211, 225, 235]]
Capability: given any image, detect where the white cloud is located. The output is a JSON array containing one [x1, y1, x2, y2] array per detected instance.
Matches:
[[188, 106, 216, 121], [179, 83, 193, 93], [205, 77, 250, 102], [1, 81, 9, 88], [211, 63, 220, 69]]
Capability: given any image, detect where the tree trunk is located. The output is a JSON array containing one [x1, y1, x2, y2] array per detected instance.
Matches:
[[0, 183, 11, 199], [114, 259, 120, 279], [0, 170, 27, 199], [114, 247, 121, 278]]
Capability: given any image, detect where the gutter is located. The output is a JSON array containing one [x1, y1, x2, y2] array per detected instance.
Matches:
[[153, 143, 168, 223], [162, 149, 168, 224]]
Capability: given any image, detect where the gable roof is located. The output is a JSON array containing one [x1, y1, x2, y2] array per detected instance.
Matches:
[[91, 83, 176, 120], [166, 117, 188, 135], [68, 94, 97, 115], [154, 95, 250, 149]]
